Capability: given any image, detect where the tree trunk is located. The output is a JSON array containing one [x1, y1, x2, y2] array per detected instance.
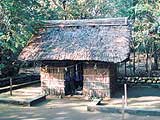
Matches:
[[10, 77, 12, 96], [62, 1, 67, 20], [133, 49, 136, 76], [153, 42, 158, 70], [129, 60, 132, 76], [148, 55, 152, 76], [146, 51, 149, 73]]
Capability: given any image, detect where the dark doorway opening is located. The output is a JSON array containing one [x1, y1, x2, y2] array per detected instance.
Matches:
[[64, 63, 83, 96]]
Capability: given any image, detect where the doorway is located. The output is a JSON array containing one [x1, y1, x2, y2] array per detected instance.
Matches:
[[64, 63, 83, 96]]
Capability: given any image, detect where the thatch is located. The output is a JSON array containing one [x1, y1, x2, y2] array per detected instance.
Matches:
[[18, 18, 131, 63]]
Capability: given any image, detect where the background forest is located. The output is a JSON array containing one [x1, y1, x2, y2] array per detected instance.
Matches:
[[0, 0, 160, 77]]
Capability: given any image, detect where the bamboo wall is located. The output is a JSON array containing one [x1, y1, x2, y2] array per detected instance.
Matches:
[[40, 66, 65, 96], [40, 62, 116, 98], [83, 63, 116, 99]]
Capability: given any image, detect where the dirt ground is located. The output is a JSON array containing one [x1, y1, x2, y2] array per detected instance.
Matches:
[[0, 85, 160, 120], [1, 84, 160, 109], [0, 98, 160, 120]]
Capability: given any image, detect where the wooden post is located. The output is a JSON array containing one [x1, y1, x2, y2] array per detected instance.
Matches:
[[124, 84, 127, 107], [122, 95, 125, 120], [10, 77, 12, 96], [124, 61, 127, 77]]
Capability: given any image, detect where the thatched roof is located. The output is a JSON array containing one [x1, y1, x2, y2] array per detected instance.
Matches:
[[18, 18, 131, 63]]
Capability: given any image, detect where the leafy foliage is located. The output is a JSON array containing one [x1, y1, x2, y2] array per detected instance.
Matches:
[[0, 0, 56, 76], [0, 0, 160, 76]]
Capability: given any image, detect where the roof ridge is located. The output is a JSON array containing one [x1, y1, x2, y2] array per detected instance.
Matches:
[[44, 17, 129, 27]]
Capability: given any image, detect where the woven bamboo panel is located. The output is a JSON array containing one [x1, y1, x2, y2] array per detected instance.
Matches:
[[83, 75, 110, 83], [83, 67, 111, 98], [40, 66, 65, 95], [83, 69, 109, 76]]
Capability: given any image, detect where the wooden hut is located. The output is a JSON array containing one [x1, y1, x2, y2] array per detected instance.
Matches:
[[18, 18, 131, 99]]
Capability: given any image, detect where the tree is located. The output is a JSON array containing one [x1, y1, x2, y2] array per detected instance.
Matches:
[[2, 0, 159, 77], [132, 0, 160, 74], [0, 0, 56, 76], [0, 0, 134, 76]]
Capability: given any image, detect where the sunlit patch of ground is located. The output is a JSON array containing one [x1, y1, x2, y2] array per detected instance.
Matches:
[[0, 84, 160, 109], [107, 86, 160, 109], [0, 84, 41, 101]]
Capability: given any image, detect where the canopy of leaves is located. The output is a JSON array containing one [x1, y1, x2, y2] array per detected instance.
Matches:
[[132, 0, 160, 53], [0, 0, 57, 74], [0, 0, 160, 75]]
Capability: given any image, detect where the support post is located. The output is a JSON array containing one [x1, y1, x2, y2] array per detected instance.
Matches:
[[124, 84, 127, 107], [124, 61, 127, 77], [10, 77, 12, 96], [122, 95, 125, 120]]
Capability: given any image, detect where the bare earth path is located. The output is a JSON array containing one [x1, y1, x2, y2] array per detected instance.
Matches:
[[0, 98, 160, 120]]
